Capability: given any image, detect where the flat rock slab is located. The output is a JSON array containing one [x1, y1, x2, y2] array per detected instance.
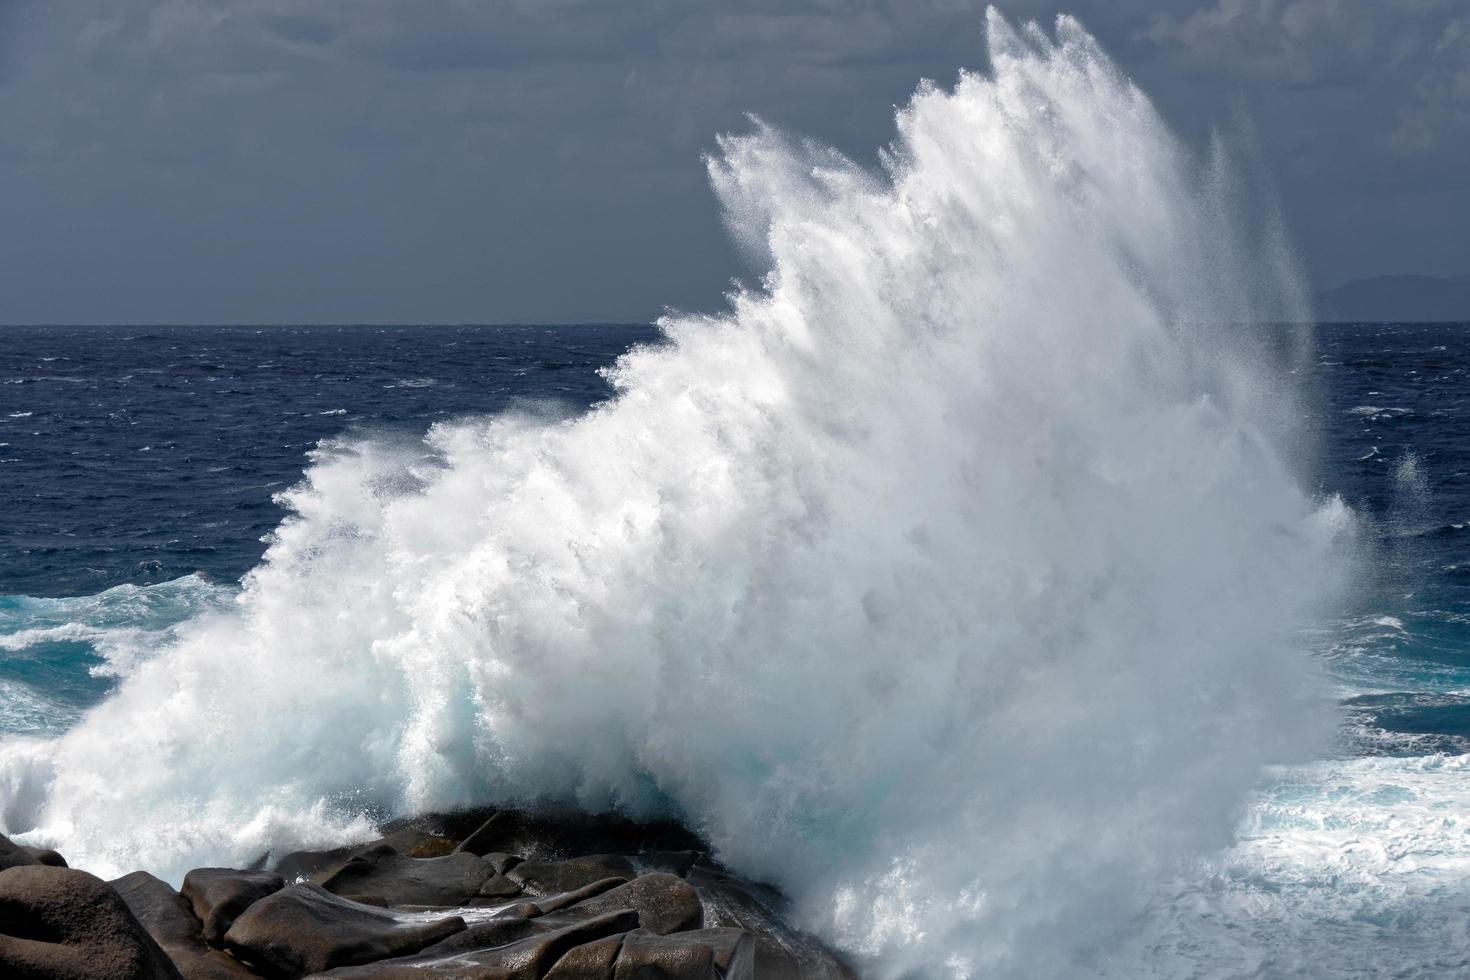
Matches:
[[556, 873, 702, 936], [0, 864, 184, 980], [112, 871, 257, 980], [308, 910, 638, 979], [520, 878, 630, 917], [397, 913, 547, 961], [183, 868, 286, 946], [274, 845, 360, 885], [223, 882, 464, 978], [275, 829, 460, 886], [614, 928, 753, 980], [322, 846, 493, 907], [506, 855, 637, 896]]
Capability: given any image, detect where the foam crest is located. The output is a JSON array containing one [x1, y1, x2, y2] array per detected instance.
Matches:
[[0, 575, 236, 737], [1, 13, 1349, 977], [1102, 753, 1470, 979]]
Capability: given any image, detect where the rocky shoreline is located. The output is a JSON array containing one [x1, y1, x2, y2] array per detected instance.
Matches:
[[0, 808, 856, 979]]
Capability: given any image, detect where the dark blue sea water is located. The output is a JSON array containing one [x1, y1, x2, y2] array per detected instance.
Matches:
[[4, 321, 1470, 978], [0, 325, 658, 597], [1311, 324, 1470, 757], [0, 325, 655, 733], [0, 321, 1467, 747]]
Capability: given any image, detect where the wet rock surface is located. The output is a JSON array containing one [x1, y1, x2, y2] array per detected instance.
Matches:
[[0, 831, 42, 872], [183, 868, 287, 945], [0, 864, 184, 980], [614, 927, 754, 980], [1, 809, 857, 979], [506, 855, 637, 896], [25, 846, 69, 868], [223, 883, 465, 977], [310, 910, 639, 978], [112, 871, 258, 979], [320, 846, 492, 907], [555, 873, 703, 935]]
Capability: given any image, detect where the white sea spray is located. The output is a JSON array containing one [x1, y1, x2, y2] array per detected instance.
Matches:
[[1, 12, 1355, 977]]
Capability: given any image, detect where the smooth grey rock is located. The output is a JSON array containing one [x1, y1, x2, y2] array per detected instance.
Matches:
[[274, 845, 358, 885], [530, 878, 630, 915], [223, 882, 464, 978], [395, 912, 546, 961], [24, 846, 69, 868], [112, 871, 256, 980], [274, 829, 463, 886], [475, 872, 524, 900], [0, 865, 185, 980], [560, 873, 702, 936], [0, 832, 41, 872], [320, 845, 493, 907], [481, 852, 523, 875], [307, 910, 638, 979], [182, 867, 286, 946], [543, 932, 624, 980], [612, 928, 752, 980], [506, 855, 637, 896]]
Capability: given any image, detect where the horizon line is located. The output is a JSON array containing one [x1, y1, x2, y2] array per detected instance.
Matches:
[[3, 319, 1470, 329], [0, 320, 659, 329]]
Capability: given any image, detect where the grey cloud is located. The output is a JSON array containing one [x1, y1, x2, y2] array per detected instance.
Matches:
[[1136, 0, 1469, 159], [1390, 16, 1470, 153], [0, 0, 1465, 323], [258, 15, 338, 49], [0, 0, 44, 80], [1142, 0, 1386, 87]]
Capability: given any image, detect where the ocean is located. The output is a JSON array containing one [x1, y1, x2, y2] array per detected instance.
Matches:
[[4, 320, 1469, 975], [4, 18, 1470, 978], [6, 322, 1466, 747], [1, 325, 655, 735]]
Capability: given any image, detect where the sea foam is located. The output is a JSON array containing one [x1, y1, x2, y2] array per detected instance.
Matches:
[[1, 12, 1351, 978]]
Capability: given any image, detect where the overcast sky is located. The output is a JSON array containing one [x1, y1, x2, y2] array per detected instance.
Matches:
[[0, 0, 1466, 324]]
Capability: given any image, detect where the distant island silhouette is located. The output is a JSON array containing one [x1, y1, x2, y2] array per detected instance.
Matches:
[[1316, 274, 1470, 322]]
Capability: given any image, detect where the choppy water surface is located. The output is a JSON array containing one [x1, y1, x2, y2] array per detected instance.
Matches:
[[6, 322, 1466, 750], [5, 330, 1470, 979], [0, 325, 653, 598]]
